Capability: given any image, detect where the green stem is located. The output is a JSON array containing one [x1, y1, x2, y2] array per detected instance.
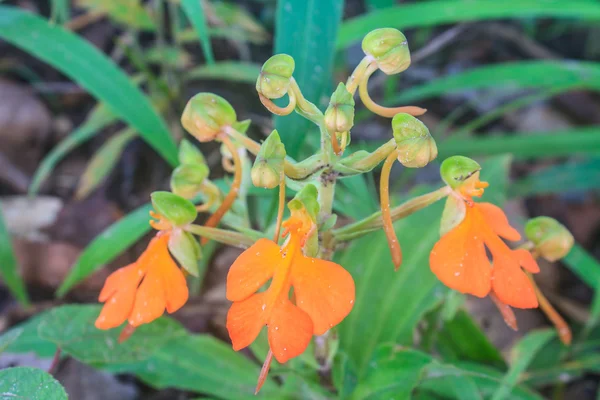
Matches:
[[338, 138, 396, 173], [333, 186, 450, 241], [185, 224, 263, 248]]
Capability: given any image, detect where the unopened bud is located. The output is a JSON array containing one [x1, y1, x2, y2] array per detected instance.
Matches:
[[178, 139, 206, 166], [440, 156, 481, 189], [151, 191, 197, 227], [181, 93, 236, 142], [251, 130, 286, 189], [324, 83, 355, 134], [170, 164, 209, 199], [362, 28, 411, 75], [525, 217, 574, 262], [256, 54, 295, 99], [392, 113, 437, 168], [168, 230, 202, 276]]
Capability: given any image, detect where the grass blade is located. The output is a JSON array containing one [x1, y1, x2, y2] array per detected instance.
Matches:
[[562, 244, 600, 290], [274, 0, 344, 155], [0, 206, 29, 306], [181, 0, 215, 65], [185, 61, 260, 83], [338, 0, 600, 49], [29, 105, 117, 196], [56, 203, 153, 297], [0, 5, 178, 166], [75, 128, 137, 200]]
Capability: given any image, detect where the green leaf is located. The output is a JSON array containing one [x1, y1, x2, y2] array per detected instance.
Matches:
[[0, 6, 178, 166], [3, 315, 57, 358], [106, 335, 277, 399], [510, 157, 600, 197], [56, 203, 153, 297], [0, 367, 67, 400], [562, 243, 600, 289], [76, 0, 155, 30], [491, 330, 556, 400], [37, 304, 187, 365], [0, 327, 22, 353], [75, 129, 136, 200], [420, 363, 484, 400], [365, 0, 395, 10], [274, 0, 344, 155], [29, 105, 117, 196], [185, 61, 261, 83], [338, 1, 600, 49], [337, 156, 510, 378], [181, 0, 215, 65], [392, 61, 600, 105], [0, 206, 29, 306], [336, 175, 378, 220]]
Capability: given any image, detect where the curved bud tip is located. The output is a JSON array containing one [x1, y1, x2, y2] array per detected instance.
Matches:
[[440, 156, 481, 190], [256, 54, 295, 99], [525, 217, 574, 262], [362, 28, 411, 75], [251, 130, 286, 189], [151, 191, 198, 227], [325, 83, 355, 134], [392, 113, 437, 168], [181, 93, 236, 142], [171, 164, 209, 199]]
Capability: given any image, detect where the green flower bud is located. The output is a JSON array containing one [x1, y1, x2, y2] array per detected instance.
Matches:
[[525, 217, 574, 262], [256, 54, 295, 99], [440, 156, 481, 189], [170, 164, 209, 199], [181, 93, 236, 142], [362, 28, 411, 75], [168, 230, 202, 276], [392, 113, 437, 168], [178, 139, 206, 166], [288, 184, 320, 223], [251, 130, 286, 189], [324, 83, 355, 134], [151, 191, 197, 226]]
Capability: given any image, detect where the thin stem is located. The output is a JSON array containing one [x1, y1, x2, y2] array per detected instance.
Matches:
[[380, 150, 402, 270], [201, 135, 242, 244], [273, 173, 286, 243], [118, 323, 137, 343], [527, 271, 572, 345], [359, 64, 427, 118], [48, 348, 62, 374], [186, 224, 261, 248], [490, 292, 518, 331], [338, 139, 397, 174], [259, 91, 297, 116], [346, 56, 373, 95], [255, 350, 274, 394], [333, 186, 450, 241]]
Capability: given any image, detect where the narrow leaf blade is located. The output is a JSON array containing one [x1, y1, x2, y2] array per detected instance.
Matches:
[[181, 0, 215, 64], [0, 206, 29, 306]]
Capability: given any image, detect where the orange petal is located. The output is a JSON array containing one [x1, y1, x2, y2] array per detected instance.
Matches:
[[430, 210, 491, 298], [476, 203, 521, 241], [226, 239, 278, 302], [513, 248, 540, 273], [491, 250, 538, 309], [128, 267, 167, 327], [267, 298, 313, 363], [291, 256, 355, 335], [161, 259, 189, 313], [227, 292, 268, 351], [95, 263, 144, 330]]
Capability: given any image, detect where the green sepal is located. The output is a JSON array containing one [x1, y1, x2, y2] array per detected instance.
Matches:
[[392, 113, 438, 168], [178, 139, 207, 166], [325, 83, 355, 134], [525, 216, 574, 262], [439, 195, 466, 236], [151, 191, 197, 226], [362, 28, 411, 75], [440, 156, 481, 189], [170, 164, 209, 199], [256, 54, 295, 99], [320, 214, 338, 232], [251, 130, 286, 189], [233, 119, 252, 134], [181, 93, 236, 142], [288, 184, 320, 223], [168, 230, 202, 276]]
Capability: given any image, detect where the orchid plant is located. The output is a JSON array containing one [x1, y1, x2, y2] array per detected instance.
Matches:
[[94, 28, 575, 392]]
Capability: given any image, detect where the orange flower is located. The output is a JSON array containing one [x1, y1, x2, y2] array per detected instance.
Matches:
[[429, 173, 540, 309], [226, 210, 355, 364], [95, 232, 189, 330]]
